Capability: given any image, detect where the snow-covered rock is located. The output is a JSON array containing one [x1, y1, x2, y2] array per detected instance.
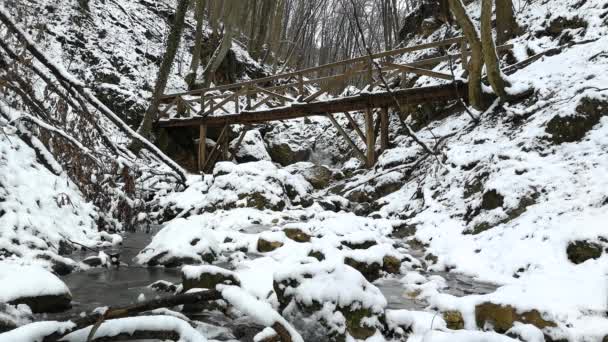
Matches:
[[0, 264, 71, 313]]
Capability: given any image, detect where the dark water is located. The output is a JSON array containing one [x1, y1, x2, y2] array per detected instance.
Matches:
[[43, 227, 181, 319]]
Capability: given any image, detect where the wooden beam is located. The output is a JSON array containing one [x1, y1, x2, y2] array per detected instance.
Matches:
[[198, 125, 207, 173], [158, 82, 468, 128], [384, 62, 452, 80], [365, 108, 375, 168], [380, 107, 389, 152], [326, 114, 367, 163], [229, 125, 250, 160], [251, 86, 295, 103], [343, 111, 366, 144]]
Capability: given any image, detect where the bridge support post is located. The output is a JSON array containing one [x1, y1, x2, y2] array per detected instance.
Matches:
[[198, 124, 207, 173], [365, 108, 375, 168], [380, 107, 389, 153]]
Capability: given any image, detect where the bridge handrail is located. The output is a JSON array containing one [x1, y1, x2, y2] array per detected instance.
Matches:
[[161, 36, 466, 99]]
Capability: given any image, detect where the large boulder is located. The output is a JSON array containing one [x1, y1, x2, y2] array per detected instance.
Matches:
[[135, 220, 220, 267], [230, 130, 271, 163], [0, 265, 72, 313], [285, 162, 332, 189], [273, 262, 387, 341], [203, 161, 313, 211]]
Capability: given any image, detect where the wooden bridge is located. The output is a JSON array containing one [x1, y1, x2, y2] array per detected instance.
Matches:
[[157, 36, 512, 173]]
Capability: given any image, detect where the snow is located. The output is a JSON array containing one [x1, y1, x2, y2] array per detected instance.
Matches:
[[62, 316, 208, 342], [0, 264, 71, 303], [0, 321, 75, 342]]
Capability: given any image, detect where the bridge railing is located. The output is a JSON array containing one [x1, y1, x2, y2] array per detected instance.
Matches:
[[157, 36, 512, 120]]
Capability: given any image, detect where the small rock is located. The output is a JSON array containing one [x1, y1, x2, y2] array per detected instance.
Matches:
[[283, 228, 311, 243], [566, 240, 603, 264], [148, 280, 177, 293], [182, 265, 240, 292], [257, 238, 284, 252], [443, 310, 465, 330]]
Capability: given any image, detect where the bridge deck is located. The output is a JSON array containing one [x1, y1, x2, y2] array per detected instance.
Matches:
[[158, 82, 468, 128]]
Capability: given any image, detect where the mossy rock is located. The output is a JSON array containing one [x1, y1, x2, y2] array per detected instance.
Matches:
[[481, 190, 504, 210], [342, 239, 377, 250], [239, 192, 285, 211], [257, 238, 284, 252], [283, 228, 311, 243], [443, 310, 465, 330], [566, 240, 603, 264], [545, 96, 607, 144], [344, 257, 382, 282], [469, 194, 537, 235], [267, 142, 310, 166], [182, 270, 240, 292], [343, 307, 377, 340], [475, 302, 556, 333], [308, 250, 325, 261], [382, 255, 402, 274], [546, 16, 588, 37]]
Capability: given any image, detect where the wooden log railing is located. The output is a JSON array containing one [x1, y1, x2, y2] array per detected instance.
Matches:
[[157, 36, 477, 120], [157, 36, 513, 173]]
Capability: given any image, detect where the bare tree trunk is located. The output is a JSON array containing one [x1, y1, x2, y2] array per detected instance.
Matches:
[[251, 0, 275, 60], [202, 0, 239, 88], [186, 0, 206, 89], [481, 0, 509, 99], [447, 0, 484, 109], [495, 0, 517, 44], [134, 0, 189, 145]]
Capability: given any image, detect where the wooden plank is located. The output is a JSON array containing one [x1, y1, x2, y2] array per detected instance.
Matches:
[[326, 114, 367, 163], [229, 125, 250, 160], [158, 82, 468, 128], [198, 125, 207, 173], [365, 108, 375, 168], [201, 92, 235, 116], [302, 63, 366, 103], [380, 107, 389, 152], [384, 62, 452, 80], [203, 124, 229, 172], [343, 111, 366, 144], [251, 86, 295, 103]]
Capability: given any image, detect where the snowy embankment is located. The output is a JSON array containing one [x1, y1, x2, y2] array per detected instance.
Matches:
[[0, 132, 121, 268]]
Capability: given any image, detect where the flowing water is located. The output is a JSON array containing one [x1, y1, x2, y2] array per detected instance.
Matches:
[[47, 224, 497, 339]]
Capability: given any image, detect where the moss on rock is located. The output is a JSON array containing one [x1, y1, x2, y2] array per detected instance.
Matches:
[[443, 310, 465, 330], [475, 302, 556, 333], [545, 96, 607, 144], [257, 238, 284, 252], [283, 228, 311, 243], [566, 240, 603, 264]]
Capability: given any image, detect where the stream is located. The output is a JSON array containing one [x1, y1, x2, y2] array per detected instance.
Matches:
[[45, 225, 497, 340]]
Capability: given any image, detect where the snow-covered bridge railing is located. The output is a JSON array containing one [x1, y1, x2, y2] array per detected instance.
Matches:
[[157, 37, 512, 173]]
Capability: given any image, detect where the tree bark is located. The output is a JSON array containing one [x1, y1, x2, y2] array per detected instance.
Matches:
[[495, 0, 517, 44], [447, 0, 484, 109], [186, 0, 206, 89], [481, 0, 509, 100], [135, 0, 189, 143], [201, 0, 240, 88]]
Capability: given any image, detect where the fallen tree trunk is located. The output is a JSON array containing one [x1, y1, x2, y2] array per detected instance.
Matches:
[[42, 289, 222, 341]]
